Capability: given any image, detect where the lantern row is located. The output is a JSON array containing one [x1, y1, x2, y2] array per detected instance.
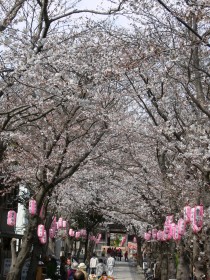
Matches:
[[144, 205, 204, 242]]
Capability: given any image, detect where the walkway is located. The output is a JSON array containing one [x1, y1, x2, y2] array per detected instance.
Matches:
[[114, 261, 144, 280]]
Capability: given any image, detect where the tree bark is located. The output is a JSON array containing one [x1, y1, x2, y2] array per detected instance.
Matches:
[[7, 188, 46, 280], [167, 241, 177, 279], [136, 236, 143, 266], [160, 243, 168, 280], [177, 240, 190, 280]]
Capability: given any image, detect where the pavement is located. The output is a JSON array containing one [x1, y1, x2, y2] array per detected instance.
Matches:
[[113, 260, 145, 280]]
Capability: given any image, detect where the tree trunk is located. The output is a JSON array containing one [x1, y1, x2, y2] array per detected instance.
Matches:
[[168, 241, 177, 279], [193, 235, 205, 279], [26, 235, 43, 280], [177, 240, 190, 280], [7, 188, 46, 280], [77, 241, 83, 260], [160, 243, 168, 280], [136, 236, 143, 266], [84, 231, 89, 262], [6, 227, 34, 280]]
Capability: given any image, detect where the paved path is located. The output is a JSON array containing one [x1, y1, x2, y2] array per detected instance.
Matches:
[[113, 261, 144, 280]]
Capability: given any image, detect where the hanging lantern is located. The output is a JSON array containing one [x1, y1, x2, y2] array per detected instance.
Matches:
[[184, 205, 191, 223], [133, 236, 137, 243], [75, 231, 81, 239], [192, 223, 202, 234], [178, 218, 186, 236], [157, 230, 163, 241], [37, 224, 45, 237], [164, 225, 171, 234], [69, 228, 75, 237], [152, 229, 158, 240], [80, 229, 86, 236], [194, 205, 204, 227], [62, 220, 67, 228], [49, 228, 55, 239], [97, 233, 102, 240], [165, 215, 174, 225], [144, 231, 151, 241], [173, 225, 181, 241], [39, 230, 47, 244], [51, 217, 57, 230], [58, 217, 63, 228], [7, 210, 17, 226], [29, 199, 37, 215]]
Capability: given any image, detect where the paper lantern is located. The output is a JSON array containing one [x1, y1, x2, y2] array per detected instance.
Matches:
[[173, 225, 181, 241], [49, 228, 55, 239], [178, 218, 186, 236], [152, 229, 157, 240], [75, 231, 81, 239], [7, 210, 16, 226], [29, 199, 37, 215], [194, 205, 204, 227], [144, 231, 151, 241], [62, 220, 67, 228], [157, 230, 163, 241], [37, 224, 45, 237], [58, 217, 63, 228], [39, 230, 47, 244], [184, 205, 191, 223], [80, 229, 87, 236], [133, 236, 137, 243], [69, 228, 75, 237], [165, 215, 174, 225], [192, 223, 202, 234], [164, 225, 171, 234]]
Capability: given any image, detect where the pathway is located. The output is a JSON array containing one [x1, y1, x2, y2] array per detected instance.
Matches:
[[113, 261, 145, 280]]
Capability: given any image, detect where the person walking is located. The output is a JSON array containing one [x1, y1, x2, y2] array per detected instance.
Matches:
[[106, 254, 115, 277], [90, 253, 98, 274], [96, 259, 105, 279], [78, 263, 88, 280], [124, 251, 128, 262]]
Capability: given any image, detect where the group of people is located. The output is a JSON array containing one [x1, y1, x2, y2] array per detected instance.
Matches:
[[58, 252, 115, 280], [102, 247, 128, 262]]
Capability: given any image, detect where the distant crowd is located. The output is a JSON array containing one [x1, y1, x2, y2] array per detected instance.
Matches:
[[44, 248, 129, 280]]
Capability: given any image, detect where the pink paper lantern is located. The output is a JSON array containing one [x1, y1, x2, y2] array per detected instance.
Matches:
[[144, 231, 151, 241], [133, 237, 137, 243], [58, 217, 63, 228], [80, 229, 86, 236], [152, 229, 157, 240], [190, 207, 195, 223], [157, 230, 163, 241], [7, 210, 17, 226], [192, 223, 202, 234], [51, 217, 57, 230], [165, 215, 174, 225], [164, 225, 171, 234], [39, 230, 47, 244], [173, 225, 181, 241], [49, 228, 55, 239], [37, 224, 45, 237], [75, 231, 81, 239], [178, 218, 186, 236], [69, 228, 75, 237], [184, 205, 191, 223], [62, 220, 67, 228], [29, 199, 37, 215], [194, 205, 204, 227]]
